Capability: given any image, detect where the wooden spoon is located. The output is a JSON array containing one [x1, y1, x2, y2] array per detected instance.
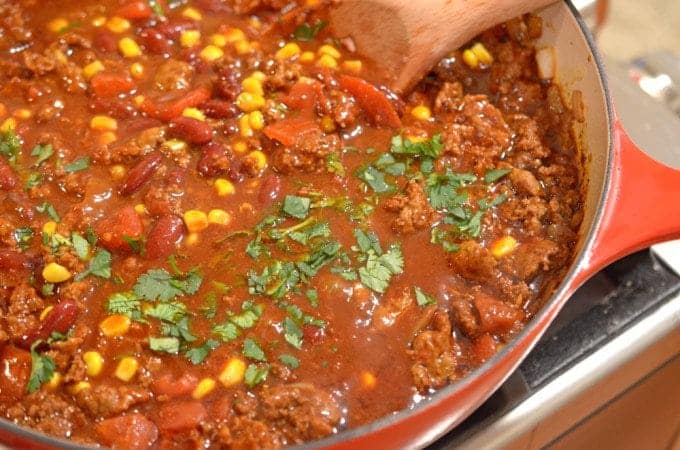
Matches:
[[329, 0, 556, 93]]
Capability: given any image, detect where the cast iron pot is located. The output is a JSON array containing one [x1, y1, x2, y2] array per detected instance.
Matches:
[[1, 1, 678, 449]]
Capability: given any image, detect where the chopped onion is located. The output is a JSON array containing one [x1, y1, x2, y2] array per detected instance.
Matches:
[[536, 46, 556, 80]]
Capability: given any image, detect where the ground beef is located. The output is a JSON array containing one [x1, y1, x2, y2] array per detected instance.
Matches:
[[450, 296, 478, 338], [373, 287, 414, 329], [144, 185, 182, 216], [509, 168, 543, 197], [499, 197, 548, 236], [154, 59, 195, 92], [383, 179, 439, 234], [5, 283, 44, 342], [260, 383, 341, 444], [448, 241, 498, 284], [500, 238, 560, 281], [410, 310, 456, 392], [271, 131, 340, 174], [4, 391, 87, 439], [433, 81, 463, 114], [94, 127, 166, 165], [218, 416, 282, 449], [326, 89, 359, 128], [75, 384, 152, 418]]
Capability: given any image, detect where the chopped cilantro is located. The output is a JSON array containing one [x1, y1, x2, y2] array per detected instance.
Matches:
[[282, 317, 303, 349], [147, 0, 165, 17], [484, 168, 512, 184], [149, 336, 180, 354], [282, 195, 311, 219], [41, 283, 55, 297], [278, 354, 300, 369], [27, 341, 56, 393], [71, 233, 90, 259], [146, 301, 188, 323], [374, 152, 406, 176], [244, 363, 269, 387], [414, 287, 437, 307], [36, 202, 60, 222], [353, 229, 382, 254], [133, 268, 202, 302], [213, 322, 240, 342], [24, 172, 42, 190], [355, 165, 393, 193], [0, 129, 21, 165], [242, 338, 266, 362], [14, 227, 33, 250], [297, 241, 340, 279], [326, 151, 346, 176], [106, 292, 145, 322], [31, 144, 53, 167], [390, 133, 443, 158], [161, 316, 197, 342], [122, 235, 145, 255], [293, 19, 328, 41], [200, 292, 217, 319], [245, 238, 268, 259], [359, 244, 404, 293], [63, 157, 90, 173], [74, 248, 111, 281], [230, 301, 264, 329], [306, 289, 319, 307], [288, 221, 331, 245], [185, 339, 219, 364]]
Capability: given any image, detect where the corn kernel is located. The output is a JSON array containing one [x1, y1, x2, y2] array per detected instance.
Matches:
[[42, 262, 71, 283], [248, 111, 265, 130], [219, 357, 246, 387], [214, 178, 235, 196], [241, 77, 263, 96], [411, 105, 432, 121], [208, 209, 232, 226], [129, 62, 144, 79], [182, 6, 203, 21], [47, 372, 62, 389], [234, 40, 252, 55], [239, 115, 253, 138], [210, 33, 227, 47], [42, 221, 58, 235], [306, 0, 320, 6], [300, 51, 315, 63], [342, 60, 362, 74], [110, 165, 126, 180], [133, 95, 146, 107], [106, 16, 131, 34], [182, 107, 206, 121], [200, 44, 224, 62], [13, 109, 32, 120], [99, 314, 131, 338], [462, 49, 479, 68], [360, 371, 377, 389], [232, 141, 248, 154], [318, 44, 341, 59], [70, 381, 91, 393], [118, 37, 142, 58], [321, 115, 335, 133], [161, 139, 188, 154], [134, 203, 147, 215], [91, 16, 106, 27], [185, 232, 199, 246], [405, 134, 428, 143], [1, 118, 17, 133], [99, 131, 117, 145], [247, 16, 262, 30], [471, 42, 494, 65], [180, 30, 201, 48], [183, 210, 209, 233], [83, 60, 105, 80], [223, 28, 246, 43], [236, 92, 265, 112], [245, 150, 267, 171], [48, 18, 69, 33], [83, 351, 104, 377], [114, 356, 138, 382], [90, 115, 118, 131], [275, 42, 301, 60], [192, 378, 217, 399], [40, 306, 54, 321], [491, 236, 518, 258], [316, 54, 338, 69], [250, 71, 266, 82]]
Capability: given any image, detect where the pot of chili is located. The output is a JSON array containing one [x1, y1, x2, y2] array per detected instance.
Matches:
[[0, 1, 678, 449]]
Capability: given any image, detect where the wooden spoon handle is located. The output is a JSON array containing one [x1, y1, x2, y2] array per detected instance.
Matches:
[[330, 0, 556, 92]]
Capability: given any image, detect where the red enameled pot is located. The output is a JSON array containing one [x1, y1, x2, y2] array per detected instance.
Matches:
[[1, 1, 678, 449]]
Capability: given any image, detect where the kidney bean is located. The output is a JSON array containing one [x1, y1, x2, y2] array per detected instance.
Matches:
[[93, 31, 117, 53], [226, 166, 244, 183], [156, 18, 196, 40], [89, 97, 137, 119], [166, 167, 186, 185], [193, 0, 229, 12], [3, 192, 34, 221], [168, 116, 213, 145], [145, 214, 184, 260], [0, 159, 18, 190], [118, 151, 163, 196], [19, 300, 79, 349], [199, 99, 238, 119], [0, 249, 38, 272], [213, 67, 241, 100], [139, 27, 173, 55], [303, 324, 325, 344], [258, 174, 282, 205], [196, 141, 229, 177], [116, 1, 153, 20]]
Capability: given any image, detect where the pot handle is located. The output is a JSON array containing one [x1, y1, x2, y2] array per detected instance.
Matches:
[[576, 120, 680, 283]]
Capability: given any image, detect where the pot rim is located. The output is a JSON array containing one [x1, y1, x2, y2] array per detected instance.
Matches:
[[0, 1, 615, 449]]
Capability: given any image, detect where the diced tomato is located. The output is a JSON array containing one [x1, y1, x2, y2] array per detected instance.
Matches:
[[116, 1, 153, 20], [156, 400, 207, 432], [282, 80, 325, 114], [0, 346, 32, 402], [96, 414, 159, 450], [263, 117, 321, 147], [0, 158, 18, 190], [474, 293, 525, 335], [96, 206, 144, 252], [151, 372, 197, 397], [140, 86, 211, 121], [90, 73, 136, 98], [472, 333, 497, 364], [19, 300, 79, 349], [338, 74, 401, 128]]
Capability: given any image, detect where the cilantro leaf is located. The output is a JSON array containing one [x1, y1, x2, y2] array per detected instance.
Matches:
[[149, 336, 180, 354], [63, 157, 90, 173], [245, 238, 268, 259], [326, 151, 346, 176], [288, 221, 331, 245], [14, 227, 34, 250], [161, 316, 197, 342], [75, 248, 111, 281], [293, 19, 328, 41], [31, 144, 53, 167], [414, 287, 437, 307], [212, 322, 240, 342], [353, 229, 382, 254], [358, 245, 404, 293], [27, 341, 56, 393], [134, 269, 183, 302], [185, 339, 219, 364], [306, 289, 319, 307], [230, 301, 264, 329], [145, 301, 187, 323], [390, 133, 443, 158], [0, 129, 21, 165], [244, 363, 269, 387], [106, 292, 145, 322], [282, 317, 303, 349], [24, 172, 42, 191], [35, 202, 60, 222], [484, 168, 512, 184], [282, 195, 311, 219], [200, 292, 217, 319], [278, 354, 300, 369], [71, 233, 90, 259], [243, 338, 267, 362], [355, 165, 394, 193]]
